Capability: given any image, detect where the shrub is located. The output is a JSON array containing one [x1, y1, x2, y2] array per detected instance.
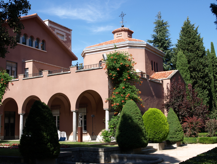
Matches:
[[182, 116, 204, 137], [19, 101, 60, 160], [198, 137, 217, 144], [183, 137, 198, 144], [108, 115, 120, 139], [0, 70, 12, 104], [116, 100, 148, 150], [142, 108, 169, 143], [205, 119, 217, 137], [101, 129, 112, 143], [166, 108, 184, 143]]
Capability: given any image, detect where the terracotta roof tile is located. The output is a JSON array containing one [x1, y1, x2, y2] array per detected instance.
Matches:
[[87, 38, 144, 48], [150, 70, 176, 79], [112, 27, 134, 34]]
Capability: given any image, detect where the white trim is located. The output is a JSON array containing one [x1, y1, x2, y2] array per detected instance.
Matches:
[[55, 29, 67, 41], [49, 23, 71, 34], [17, 43, 47, 52]]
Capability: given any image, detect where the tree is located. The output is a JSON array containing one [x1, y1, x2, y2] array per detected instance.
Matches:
[[0, 0, 31, 58], [115, 100, 148, 150], [19, 101, 60, 161], [210, 2, 217, 26], [175, 18, 210, 108], [0, 70, 12, 104], [166, 108, 184, 143], [176, 50, 191, 84], [147, 11, 173, 70]]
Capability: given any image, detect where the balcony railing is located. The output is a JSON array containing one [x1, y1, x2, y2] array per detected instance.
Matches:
[[77, 63, 102, 70], [24, 72, 42, 78], [48, 68, 70, 74]]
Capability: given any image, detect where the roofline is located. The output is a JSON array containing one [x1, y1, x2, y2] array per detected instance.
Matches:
[[20, 13, 77, 60], [43, 19, 72, 31], [81, 40, 165, 58], [153, 70, 179, 80]]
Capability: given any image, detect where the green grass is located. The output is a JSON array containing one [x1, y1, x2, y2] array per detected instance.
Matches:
[[0, 148, 21, 156]]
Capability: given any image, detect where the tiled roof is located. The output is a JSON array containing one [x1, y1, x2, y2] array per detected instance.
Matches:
[[150, 70, 177, 79], [112, 27, 134, 34], [87, 38, 144, 48]]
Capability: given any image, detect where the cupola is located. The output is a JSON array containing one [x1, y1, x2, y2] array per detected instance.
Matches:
[[112, 27, 134, 40]]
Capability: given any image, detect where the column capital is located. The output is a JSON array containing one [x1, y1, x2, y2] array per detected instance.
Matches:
[[72, 110, 78, 113], [19, 113, 24, 115], [104, 108, 109, 111]]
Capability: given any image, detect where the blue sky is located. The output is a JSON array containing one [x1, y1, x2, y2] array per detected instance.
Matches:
[[28, 0, 217, 64]]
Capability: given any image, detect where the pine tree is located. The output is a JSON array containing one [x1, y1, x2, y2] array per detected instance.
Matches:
[[176, 50, 191, 84], [147, 12, 173, 70], [210, 3, 217, 26], [175, 18, 210, 108]]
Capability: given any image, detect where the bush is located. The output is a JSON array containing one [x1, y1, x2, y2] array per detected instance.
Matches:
[[19, 101, 60, 160], [116, 100, 148, 150], [142, 108, 169, 143], [198, 137, 217, 144], [183, 137, 198, 144], [182, 116, 204, 137], [166, 108, 184, 143], [108, 115, 120, 139], [101, 129, 112, 142], [205, 119, 217, 137]]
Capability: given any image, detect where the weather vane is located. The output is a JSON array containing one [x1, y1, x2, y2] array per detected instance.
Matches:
[[119, 11, 126, 27]]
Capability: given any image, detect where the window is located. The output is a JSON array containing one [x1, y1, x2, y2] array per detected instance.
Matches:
[[16, 33, 20, 43], [39, 69, 43, 75], [79, 108, 87, 133], [29, 36, 33, 47], [22, 34, 27, 45], [57, 33, 64, 40], [6, 61, 17, 78], [41, 40, 46, 50], [35, 38, 39, 49], [151, 61, 153, 70], [24, 68, 29, 77]]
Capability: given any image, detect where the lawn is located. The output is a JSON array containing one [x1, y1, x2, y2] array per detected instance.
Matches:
[[0, 141, 117, 157]]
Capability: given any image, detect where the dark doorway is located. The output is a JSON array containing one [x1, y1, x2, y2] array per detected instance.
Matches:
[[4, 111, 15, 139]]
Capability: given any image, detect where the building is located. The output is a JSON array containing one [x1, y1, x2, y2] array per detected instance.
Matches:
[[0, 14, 183, 141]]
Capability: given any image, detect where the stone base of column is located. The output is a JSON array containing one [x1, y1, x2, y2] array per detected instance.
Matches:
[[78, 127, 83, 142]]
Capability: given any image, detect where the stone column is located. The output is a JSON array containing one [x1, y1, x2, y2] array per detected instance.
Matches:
[[105, 109, 109, 130], [72, 111, 77, 141], [19, 114, 24, 139]]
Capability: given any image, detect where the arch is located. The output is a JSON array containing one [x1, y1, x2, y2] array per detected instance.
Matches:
[[47, 93, 71, 110], [1, 98, 18, 115], [35, 38, 40, 49], [16, 33, 21, 43], [22, 95, 41, 114], [22, 34, 28, 45], [41, 40, 46, 50], [29, 36, 34, 47]]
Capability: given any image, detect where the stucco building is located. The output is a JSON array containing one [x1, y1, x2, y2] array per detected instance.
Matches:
[[0, 14, 183, 141]]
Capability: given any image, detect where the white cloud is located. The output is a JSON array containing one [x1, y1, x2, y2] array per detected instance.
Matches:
[[92, 25, 115, 33], [40, 0, 126, 23]]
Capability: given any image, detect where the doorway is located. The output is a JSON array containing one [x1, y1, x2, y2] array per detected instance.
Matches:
[[4, 111, 15, 139]]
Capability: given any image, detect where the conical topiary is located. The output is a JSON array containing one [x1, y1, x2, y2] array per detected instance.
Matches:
[[143, 108, 169, 143], [115, 100, 148, 150], [19, 101, 60, 160], [166, 108, 184, 143]]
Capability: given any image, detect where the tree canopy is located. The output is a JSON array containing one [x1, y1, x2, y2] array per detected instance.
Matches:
[[0, 0, 31, 58]]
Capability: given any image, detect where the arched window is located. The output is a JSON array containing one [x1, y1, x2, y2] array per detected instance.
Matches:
[[41, 40, 46, 50], [35, 38, 39, 49], [22, 34, 27, 45], [29, 36, 34, 47], [16, 33, 21, 43]]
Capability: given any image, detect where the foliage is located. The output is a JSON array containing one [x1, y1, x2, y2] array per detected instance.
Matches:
[[147, 11, 173, 70], [166, 108, 184, 143], [105, 51, 144, 112], [174, 18, 210, 108], [0, 70, 12, 104], [183, 137, 198, 144], [164, 78, 209, 124], [182, 116, 204, 137], [101, 129, 112, 143], [108, 115, 120, 139], [142, 108, 169, 143], [180, 147, 217, 164], [210, 3, 217, 26], [19, 101, 60, 160], [205, 119, 217, 137], [176, 50, 191, 84], [116, 100, 148, 150], [198, 137, 217, 144], [0, 0, 31, 58]]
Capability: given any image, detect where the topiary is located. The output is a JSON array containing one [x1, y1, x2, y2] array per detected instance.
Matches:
[[19, 101, 60, 161], [142, 108, 169, 143], [116, 100, 148, 150], [166, 108, 184, 143]]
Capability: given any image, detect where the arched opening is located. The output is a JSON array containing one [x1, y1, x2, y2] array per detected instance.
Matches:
[[35, 38, 40, 49], [47, 93, 71, 140], [75, 90, 104, 141], [41, 40, 46, 50], [1, 98, 19, 139], [22, 34, 27, 45], [29, 36, 34, 47], [16, 33, 21, 43], [22, 96, 41, 126]]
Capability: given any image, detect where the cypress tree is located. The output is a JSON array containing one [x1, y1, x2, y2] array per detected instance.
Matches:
[[176, 50, 191, 84], [116, 100, 148, 150], [211, 42, 217, 111], [147, 12, 173, 70], [175, 18, 210, 108], [166, 108, 184, 143]]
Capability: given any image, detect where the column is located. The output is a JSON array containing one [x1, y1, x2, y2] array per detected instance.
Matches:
[[19, 114, 24, 139], [72, 111, 77, 141], [105, 109, 109, 130]]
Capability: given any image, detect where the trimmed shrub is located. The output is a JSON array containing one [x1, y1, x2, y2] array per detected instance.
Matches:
[[166, 108, 184, 143], [116, 100, 148, 150], [142, 108, 169, 143], [183, 137, 198, 144], [19, 101, 60, 160], [205, 119, 217, 137], [198, 137, 217, 144]]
